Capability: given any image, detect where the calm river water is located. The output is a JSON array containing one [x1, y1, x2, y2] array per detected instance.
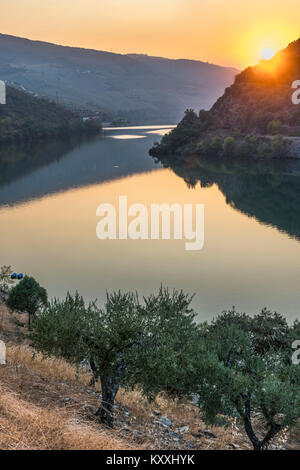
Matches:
[[1, 125, 300, 322]]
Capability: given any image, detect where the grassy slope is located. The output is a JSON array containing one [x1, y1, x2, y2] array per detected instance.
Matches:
[[0, 304, 298, 450]]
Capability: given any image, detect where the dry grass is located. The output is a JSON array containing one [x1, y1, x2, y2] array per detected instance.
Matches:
[[0, 383, 129, 450], [0, 305, 298, 450], [7, 344, 91, 386], [0, 306, 27, 343], [1, 343, 236, 450]]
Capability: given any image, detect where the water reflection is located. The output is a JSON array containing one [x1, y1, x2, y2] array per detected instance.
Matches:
[[147, 129, 172, 136], [1, 132, 300, 322], [108, 135, 147, 140], [154, 153, 300, 242], [0, 130, 160, 207]]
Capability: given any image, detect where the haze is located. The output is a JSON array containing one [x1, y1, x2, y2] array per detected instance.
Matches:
[[1, 0, 299, 68]]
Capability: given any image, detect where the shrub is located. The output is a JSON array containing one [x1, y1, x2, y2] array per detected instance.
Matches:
[[195, 309, 300, 450], [6, 276, 48, 329], [31, 288, 200, 427], [222, 137, 236, 157]]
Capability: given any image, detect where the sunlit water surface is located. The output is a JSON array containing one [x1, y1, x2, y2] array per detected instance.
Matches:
[[0, 125, 300, 322]]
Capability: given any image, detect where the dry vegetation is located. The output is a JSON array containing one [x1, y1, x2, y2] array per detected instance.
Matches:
[[0, 304, 298, 450]]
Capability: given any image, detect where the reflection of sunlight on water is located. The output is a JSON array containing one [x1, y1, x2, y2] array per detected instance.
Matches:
[[1, 168, 300, 322], [103, 125, 175, 131], [108, 135, 147, 140], [147, 129, 172, 136]]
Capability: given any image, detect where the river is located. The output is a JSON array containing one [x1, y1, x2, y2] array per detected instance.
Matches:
[[0, 125, 300, 322]]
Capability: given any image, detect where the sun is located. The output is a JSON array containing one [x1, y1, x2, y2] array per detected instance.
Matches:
[[261, 47, 276, 61]]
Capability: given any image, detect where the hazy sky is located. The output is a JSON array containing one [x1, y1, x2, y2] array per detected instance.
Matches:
[[1, 0, 299, 68]]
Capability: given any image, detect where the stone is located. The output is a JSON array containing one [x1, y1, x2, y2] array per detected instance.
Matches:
[[179, 426, 189, 434], [159, 416, 172, 427], [0, 340, 6, 365]]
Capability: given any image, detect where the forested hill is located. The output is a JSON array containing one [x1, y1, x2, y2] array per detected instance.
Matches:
[[0, 34, 238, 123], [208, 38, 300, 134], [0, 85, 100, 144], [150, 38, 300, 159]]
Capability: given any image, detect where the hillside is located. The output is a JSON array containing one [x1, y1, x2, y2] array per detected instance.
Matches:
[[0, 304, 297, 450], [0, 85, 101, 144], [208, 38, 300, 134], [150, 38, 300, 159], [0, 34, 238, 123]]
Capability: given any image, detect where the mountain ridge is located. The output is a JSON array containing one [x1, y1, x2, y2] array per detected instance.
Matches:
[[0, 33, 238, 123]]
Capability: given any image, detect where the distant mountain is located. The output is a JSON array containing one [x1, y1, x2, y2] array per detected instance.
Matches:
[[0, 85, 101, 144], [150, 38, 300, 159], [0, 34, 238, 123]]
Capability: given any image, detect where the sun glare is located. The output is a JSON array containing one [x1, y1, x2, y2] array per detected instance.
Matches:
[[261, 47, 276, 61]]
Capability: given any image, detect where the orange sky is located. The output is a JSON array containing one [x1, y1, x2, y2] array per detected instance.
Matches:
[[1, 0, 299, 68]]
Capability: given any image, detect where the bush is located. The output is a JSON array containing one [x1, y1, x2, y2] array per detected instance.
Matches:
[[267, 119, 282, 135], [6, 276, 48, 329], [195, 309, 300, 450], [222, 137, 236, 157]]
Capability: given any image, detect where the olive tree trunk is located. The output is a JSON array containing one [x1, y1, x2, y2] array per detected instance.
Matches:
[[95, 375, 120, 427], [243, 396, 282, 450]]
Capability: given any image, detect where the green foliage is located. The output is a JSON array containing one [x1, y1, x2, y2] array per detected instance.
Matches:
[[150, 39, 300, 159], [257, 141, 272, 158], [196, 309, 300, 450], [222, 136, 236, 157], [149, 109, 203, 158], [131, 288, 200, 399], [271, 135, 289, 159], [28, 282, 300, 446], [31, 287, 199, 426], [267, 119, 282, 135], [0, 86, 101, 145], [6, 275, 48, 328], [208, 136, 223, 156]]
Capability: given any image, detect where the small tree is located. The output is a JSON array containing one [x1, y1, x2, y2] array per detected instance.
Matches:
[[267, 119, 282, 135], [31, 288, 199, 427], [208, 136, 223, 156], [196, 309, 300, 450], [222, 136, 236, 157], [6, 276, 48, 329]]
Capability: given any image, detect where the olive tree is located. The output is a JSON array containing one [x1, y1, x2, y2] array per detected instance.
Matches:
[[6, 275, 48, 329], [31, 287, 200, 427], [196, 309, 300, 450]]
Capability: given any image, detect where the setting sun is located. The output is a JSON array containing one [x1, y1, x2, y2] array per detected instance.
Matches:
[[261, 47, 276, 60]]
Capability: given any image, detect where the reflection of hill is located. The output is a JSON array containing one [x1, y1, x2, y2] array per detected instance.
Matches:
[[0, 134, 158, 207], [156, 154, 300, 240]]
